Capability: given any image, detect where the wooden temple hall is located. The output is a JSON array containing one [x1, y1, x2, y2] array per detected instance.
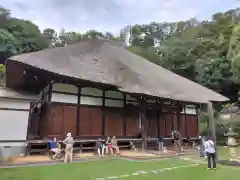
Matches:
[[1, 39, 228, 156]]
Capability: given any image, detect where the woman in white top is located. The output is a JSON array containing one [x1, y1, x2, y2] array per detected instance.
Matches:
[[204, 137, 216, 170]]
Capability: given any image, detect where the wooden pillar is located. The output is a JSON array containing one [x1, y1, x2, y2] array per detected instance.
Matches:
[[207, 101, 216, 141], [139, 104, 147, 151], [101, 90, 105, 136], [157, 110, 160, 138], [207, 101, 217, 159], [177, 101, 181, 130], [76, 86, 81, 136], [123, 94, 127, 136], [184, 104, 187, 136]]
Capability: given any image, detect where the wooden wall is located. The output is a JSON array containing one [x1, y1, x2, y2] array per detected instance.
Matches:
[[41, 104, 77, 138], [79, 107, 102, 136], [32, 83, 199, 139], [39, 105, 198, 139]]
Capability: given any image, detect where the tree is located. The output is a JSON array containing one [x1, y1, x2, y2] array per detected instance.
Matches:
[[0, 64, 5, 86], [42, 28, 57, 47], [0, 6, 49, 61], [0, 6, 10, 27], [127, 8, 240, 102], [0, 29, 20, 61], [128, 46, 160, 65], [82, 30, 104, 40]]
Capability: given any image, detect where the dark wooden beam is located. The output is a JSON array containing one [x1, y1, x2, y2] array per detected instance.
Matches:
[[184, 104, 187, 136], [157, 110, 160, 138], [177, 101, 181, 130], [101, 90, 106, 136], [76, 86, 81, 136], [123, 93, 127, 136]]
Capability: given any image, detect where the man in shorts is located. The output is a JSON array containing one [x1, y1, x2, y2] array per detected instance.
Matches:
[[63, 132, 74, 163]]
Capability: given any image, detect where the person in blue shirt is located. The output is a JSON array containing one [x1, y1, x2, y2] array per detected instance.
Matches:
[[48, 137, 61, 160]]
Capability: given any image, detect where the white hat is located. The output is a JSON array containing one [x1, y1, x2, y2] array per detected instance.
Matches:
[[67, 132, 71, 137]]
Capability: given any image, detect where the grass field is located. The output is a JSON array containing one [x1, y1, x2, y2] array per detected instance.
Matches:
[[1, 147, 240, 180], [1, 157, 240, 180]]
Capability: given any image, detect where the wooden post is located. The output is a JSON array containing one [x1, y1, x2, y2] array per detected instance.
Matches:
[[207, 101, 216, 141], [138, 99, 147, 151], [207, 101, 218, 159]]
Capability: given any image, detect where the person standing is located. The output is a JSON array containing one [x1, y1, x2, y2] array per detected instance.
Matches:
[[96, 138, 103, 156], [204, 137, 216, 170], [63, 132, 74, 163], [172, 129, 182, 155]]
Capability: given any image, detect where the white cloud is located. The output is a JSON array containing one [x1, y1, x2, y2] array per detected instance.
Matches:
[[1, 0, 238, 35]]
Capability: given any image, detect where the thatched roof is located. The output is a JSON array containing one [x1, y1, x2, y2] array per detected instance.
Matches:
[[6, 39, 228, 103]]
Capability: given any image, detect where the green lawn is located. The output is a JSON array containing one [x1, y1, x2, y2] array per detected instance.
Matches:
[[1, 158, 240, 180]]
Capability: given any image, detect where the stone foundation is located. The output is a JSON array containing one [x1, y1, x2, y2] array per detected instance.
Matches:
[[0, 142, 26, 163]]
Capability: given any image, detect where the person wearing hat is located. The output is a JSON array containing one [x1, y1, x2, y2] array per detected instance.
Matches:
[[63, 132, 74, 163]]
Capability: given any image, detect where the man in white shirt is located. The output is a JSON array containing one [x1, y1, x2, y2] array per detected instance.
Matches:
[[204, 137, 216, 170]]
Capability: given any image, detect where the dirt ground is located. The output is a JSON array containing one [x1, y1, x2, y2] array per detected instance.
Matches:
[[2, 148, 197, 164]]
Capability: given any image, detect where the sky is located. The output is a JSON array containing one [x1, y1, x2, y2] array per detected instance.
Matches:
[[1, 0, 239, 35]]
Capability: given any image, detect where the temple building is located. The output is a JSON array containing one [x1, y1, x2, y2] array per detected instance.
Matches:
[[0, 39, 228, 157]]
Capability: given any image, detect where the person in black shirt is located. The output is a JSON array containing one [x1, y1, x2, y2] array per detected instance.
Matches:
[[96, 138, 103, 156]]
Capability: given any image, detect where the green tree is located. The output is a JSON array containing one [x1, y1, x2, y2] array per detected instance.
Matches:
[[0, 64, 5, 86], [0, 6, 10, 27], [0, 6, 49, 61]]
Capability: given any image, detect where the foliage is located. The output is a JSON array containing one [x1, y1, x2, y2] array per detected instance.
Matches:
[[0, 7, 49, 61], [127, 8, 240, 103], [0, 64, 5, 86]]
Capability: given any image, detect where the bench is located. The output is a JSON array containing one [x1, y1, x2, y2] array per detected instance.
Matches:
[[26, 138, 143, 156], [26, 141, 48, 156], [186, 137, 198, 148], [74, 140, 99, 153], [116, 138, 142, 150], [147, 138, 158, 150]]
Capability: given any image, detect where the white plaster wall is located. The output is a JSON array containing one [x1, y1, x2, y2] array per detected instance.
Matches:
[[81, 87, 103, 96], [126, 101, 139, 105], [51, 93, 78, 104], [80, 96, 102, 106], [105, 90, 123, 99], [126, 95, 137, 101], [0, 99, 30, 110], [105, 99, 124, 107], [181, 107, 197, 115], [0, 110, 29, 140], [53, 83, 78, 94]]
